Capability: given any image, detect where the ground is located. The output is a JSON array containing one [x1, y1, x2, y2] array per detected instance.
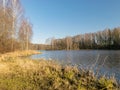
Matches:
[[0, 51, 119, 90]]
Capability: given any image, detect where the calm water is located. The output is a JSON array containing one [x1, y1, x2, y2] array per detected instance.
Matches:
[[30, 50, 120, 80]]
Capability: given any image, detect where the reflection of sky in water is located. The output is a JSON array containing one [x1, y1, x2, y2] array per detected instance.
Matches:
[[30, 50, 120, 80]]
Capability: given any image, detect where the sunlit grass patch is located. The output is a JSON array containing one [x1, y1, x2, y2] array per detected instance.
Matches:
[[0, 56, 119, 90], [0, 50, 41, 61]]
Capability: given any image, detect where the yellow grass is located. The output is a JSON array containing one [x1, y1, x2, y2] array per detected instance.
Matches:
[[0, 51, 119, 90], [0, 50, 41, 61]]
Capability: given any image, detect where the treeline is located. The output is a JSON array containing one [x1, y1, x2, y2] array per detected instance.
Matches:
[[48, 27, 120, 50], [31, 44, 51, 50], [0, 0, 33, 53]]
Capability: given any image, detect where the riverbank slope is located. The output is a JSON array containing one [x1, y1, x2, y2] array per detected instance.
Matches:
[[0, 51, 119, 90]]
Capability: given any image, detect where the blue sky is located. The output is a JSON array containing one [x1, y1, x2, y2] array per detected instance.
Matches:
[[21, 0, 120, 44]]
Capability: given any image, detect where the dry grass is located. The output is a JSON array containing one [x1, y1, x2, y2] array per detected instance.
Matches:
[[0, 50, 41, 61], [0, 51, 119, 90]]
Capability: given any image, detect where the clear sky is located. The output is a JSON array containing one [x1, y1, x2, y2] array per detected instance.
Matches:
[[21, 0, 120, 44]]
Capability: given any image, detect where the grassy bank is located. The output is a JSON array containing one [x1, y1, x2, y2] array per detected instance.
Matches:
[[0, 50, 41, 61], [0, 51, 119, 90]]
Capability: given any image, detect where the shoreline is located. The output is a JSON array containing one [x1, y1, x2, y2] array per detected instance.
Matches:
[[0, 50, 41, 61], [0, 53, 119, 90]]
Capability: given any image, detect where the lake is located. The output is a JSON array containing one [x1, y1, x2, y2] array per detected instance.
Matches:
[[30, 50, 120, 80]]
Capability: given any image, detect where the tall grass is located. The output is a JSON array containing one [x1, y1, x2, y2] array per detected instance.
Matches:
[[0, 50, 41, 61], [0, 56, 119, 90]]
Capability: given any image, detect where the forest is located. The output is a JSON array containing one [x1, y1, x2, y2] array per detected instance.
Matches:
[[1, 0, 120, 53], [0, 0, 33, 53], [36, 27, 120, 50]]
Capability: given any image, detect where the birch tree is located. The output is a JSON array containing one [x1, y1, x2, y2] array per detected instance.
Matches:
[[0, 0, 13, 52], [18, 18, 33, 50], [8, 0, 24, 51]]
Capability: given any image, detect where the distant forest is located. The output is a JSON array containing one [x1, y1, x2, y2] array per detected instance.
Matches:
[[33, 27, 120, 50]]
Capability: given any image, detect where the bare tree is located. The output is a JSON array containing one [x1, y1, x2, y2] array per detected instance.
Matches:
[[0, 1, 13, 52], [0, 0, 33, 53], [65, 36, 72, 50], [8, 0, 24, 51], [18, 18, 33, 50]]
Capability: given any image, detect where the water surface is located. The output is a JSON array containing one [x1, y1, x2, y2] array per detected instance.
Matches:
[[30, 50, 120, 80]]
